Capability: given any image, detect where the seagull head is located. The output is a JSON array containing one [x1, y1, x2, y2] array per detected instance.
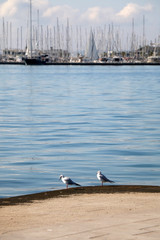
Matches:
[[59, 175, 64, 180]]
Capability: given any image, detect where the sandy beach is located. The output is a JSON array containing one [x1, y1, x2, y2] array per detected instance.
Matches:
[[0, 186, 160, 240]]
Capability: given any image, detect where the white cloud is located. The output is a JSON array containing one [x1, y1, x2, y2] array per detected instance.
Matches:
[[43, 5, 114, 25], [80, 7, 114, 24], [43, 5, 78, 21], [0, 1, 153, 26], [117, 3, 152, 18], [0, 0, 50, 18], [0, 0, 19, 17], [33, 0, 50, 11]]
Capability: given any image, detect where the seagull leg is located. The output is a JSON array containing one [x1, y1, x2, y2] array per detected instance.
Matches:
[[66, 184, 68, 189], [101, 182, 103, 186]]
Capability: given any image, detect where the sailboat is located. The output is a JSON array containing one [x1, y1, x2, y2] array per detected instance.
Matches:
[[85, 29, 99, 61], [24, 0, 47, 65]]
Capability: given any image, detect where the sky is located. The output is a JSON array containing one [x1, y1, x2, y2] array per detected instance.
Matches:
[[0, 0, 160, 49]]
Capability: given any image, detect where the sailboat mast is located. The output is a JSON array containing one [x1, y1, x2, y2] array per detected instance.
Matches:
[[29, 0, 32, 58]]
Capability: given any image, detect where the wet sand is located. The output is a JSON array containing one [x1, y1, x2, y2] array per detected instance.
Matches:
[[0, 186, 160, 240]]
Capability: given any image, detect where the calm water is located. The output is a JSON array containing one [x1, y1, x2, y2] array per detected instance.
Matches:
[[0, 65, 160, 198]]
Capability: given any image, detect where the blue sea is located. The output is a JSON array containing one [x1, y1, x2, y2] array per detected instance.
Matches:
[[0, 65, 160, 198]]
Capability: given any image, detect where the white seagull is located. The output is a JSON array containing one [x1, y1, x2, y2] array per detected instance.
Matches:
[[97, 171, 114, 186], [59, 175, 81, 189]]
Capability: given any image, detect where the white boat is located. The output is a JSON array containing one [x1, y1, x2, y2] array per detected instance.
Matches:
[[147, 56, 160, 63], [85, 30, 99, 61]]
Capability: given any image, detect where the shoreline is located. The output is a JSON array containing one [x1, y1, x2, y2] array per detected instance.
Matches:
[[0, 61, 160, 66], [1, 185, 160, 206]]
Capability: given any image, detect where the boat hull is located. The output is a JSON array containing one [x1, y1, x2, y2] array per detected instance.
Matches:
[[24, 58, 47, 65]]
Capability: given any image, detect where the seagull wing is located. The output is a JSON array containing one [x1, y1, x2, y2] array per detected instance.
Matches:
[[101, 174, 114, 183], [67, 178, 81, 186]]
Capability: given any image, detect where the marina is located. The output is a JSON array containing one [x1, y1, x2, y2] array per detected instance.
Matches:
[[0, 0, 160, 65]]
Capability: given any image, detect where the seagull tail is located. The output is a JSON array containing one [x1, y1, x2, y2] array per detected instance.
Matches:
[[75, 183, 81, 186], [109, 180, 115, 183]]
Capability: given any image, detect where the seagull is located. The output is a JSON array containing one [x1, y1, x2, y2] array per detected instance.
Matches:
[[97, 170, 114, 186], [59, 175, 81, 189]]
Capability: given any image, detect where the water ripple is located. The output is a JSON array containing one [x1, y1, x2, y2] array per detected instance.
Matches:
[[0, 65, 160, 197]]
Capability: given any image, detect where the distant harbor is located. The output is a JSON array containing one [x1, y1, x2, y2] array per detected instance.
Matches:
[[0, 60, 160, 65], [0, 41, 160, 65], [0, 45, 160, 65], [0, 0, 160, 65]]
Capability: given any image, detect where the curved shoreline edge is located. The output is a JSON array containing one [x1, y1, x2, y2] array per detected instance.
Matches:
[[0, 185, 160, 206]]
